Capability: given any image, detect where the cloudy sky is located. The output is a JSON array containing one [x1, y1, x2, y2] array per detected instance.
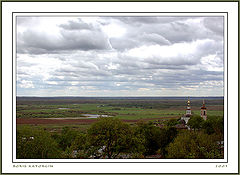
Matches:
[[16, 16, 224, 97]]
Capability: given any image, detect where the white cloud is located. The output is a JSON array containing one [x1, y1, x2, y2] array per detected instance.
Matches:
[[46, 81, 58, 85], [17, 54, 63, 81], [124, 39, 218, 66], [16, 16, 224, 96], [19, 80, 34, 88], [102, 23, 126, 38], [201, 54, 223, 72]]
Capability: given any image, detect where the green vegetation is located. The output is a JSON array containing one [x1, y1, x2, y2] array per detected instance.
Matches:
[[17, 126, 61, 159], [86, 118, 144, 158], [135, 121, 178, 157], [17, 117, 224, 159], [166, 131, 223, 159], [187, 116, 204, 130], [16, 97, 224, 159], [17, 98, 223, 120]]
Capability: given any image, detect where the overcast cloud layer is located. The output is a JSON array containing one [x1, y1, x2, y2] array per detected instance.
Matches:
[[17, 16, 224, 96]]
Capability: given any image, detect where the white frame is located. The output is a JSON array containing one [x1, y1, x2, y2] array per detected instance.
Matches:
[[2, 2, 238, 173]]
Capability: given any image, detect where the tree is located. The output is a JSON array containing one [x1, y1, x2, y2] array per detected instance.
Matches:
[[68, 133, 89, 158], [202, 116, 224, 136], [135, 122, 161, 156], [86, 118, 144, 158], [166, 118, 179, 127], [135, 122, 178, 157], [212, 116, 224, 136], [158, 127, 178, 157], [188, 116, 204, 130], [202, 119, 215, 135], [17, 126, 61, 159], [166, 131, 223, 159], [58, 127, 79, 151]]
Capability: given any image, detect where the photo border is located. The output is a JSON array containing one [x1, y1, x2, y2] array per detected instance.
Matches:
[[1, 1, 238, 174], [13, 12, 228, 164]]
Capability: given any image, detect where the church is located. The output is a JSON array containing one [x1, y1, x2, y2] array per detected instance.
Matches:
[[181, 97, 207, 124]]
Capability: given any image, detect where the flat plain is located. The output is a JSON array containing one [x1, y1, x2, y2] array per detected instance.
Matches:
[[17, 97, 224, 131]]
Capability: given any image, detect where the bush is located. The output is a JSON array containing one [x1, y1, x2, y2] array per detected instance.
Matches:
[[188, 116, 204, 130], [135, 122, 178, 157], [17, 126, 61, 159], [58, 127, 79, 151], [166, 131, 223, 159], [86, 118, 144, 158]]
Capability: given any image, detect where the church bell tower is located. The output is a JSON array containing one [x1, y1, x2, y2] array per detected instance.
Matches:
[[186, 97, 192, 117], [181, 97, 192, 124], [186, 97, 191, 116], [201, 99, 207, 120]]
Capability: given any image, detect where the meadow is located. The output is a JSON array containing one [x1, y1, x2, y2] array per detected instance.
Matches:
[[16, 97, 224, 159], [17, 97, 223, 119], [17, 97, 224, 130]]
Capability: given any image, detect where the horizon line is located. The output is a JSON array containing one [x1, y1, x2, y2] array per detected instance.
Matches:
[[16, 95, 224, 98]]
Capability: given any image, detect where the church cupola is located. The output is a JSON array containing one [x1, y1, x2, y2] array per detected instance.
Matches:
[[201, 99, 207, 120]]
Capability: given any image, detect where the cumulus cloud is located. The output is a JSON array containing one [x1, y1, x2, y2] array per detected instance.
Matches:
[[203, 17, 224, 36], [17, 18, 111, 54], [18, 80, 34, 88], [115, 16, 189, 25], [16, 16, 224, 96], [59, 19, 93, 30]]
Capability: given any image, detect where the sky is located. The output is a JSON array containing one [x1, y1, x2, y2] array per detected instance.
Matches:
[[16, 16, 224, 97]]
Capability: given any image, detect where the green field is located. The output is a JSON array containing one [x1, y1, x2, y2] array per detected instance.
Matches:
[[17, 97, 224, 120], [16, 97, 224, 159]]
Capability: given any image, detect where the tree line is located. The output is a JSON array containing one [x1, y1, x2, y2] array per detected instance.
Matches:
[[17, 116, 223, 159]]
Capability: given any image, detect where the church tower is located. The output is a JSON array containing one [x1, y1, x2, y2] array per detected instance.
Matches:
[[201, 99, 207, 120], [181, 97, 192, 124], [186, 97, 191, 116]]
